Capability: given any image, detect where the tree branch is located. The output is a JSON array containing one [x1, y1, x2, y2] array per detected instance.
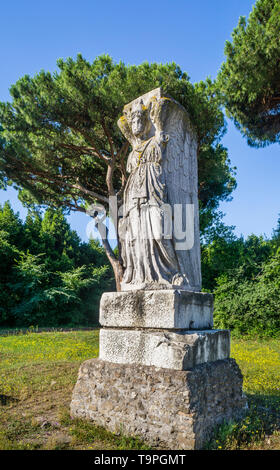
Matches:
[[101, 119, 115, 159], [69, 126, 111, 164]]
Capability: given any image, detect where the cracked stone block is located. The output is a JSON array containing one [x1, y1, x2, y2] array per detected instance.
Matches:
[[99, 328, 230, 370], [100, 290, 213, 330]]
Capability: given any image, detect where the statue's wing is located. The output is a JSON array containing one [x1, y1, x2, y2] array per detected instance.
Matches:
[[159, 100, 198, 207], [155, 98, 201, 289]]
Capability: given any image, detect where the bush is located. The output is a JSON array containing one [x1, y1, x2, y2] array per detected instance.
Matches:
[[0, 202, 114, 327], [213, 248, 280, 336]]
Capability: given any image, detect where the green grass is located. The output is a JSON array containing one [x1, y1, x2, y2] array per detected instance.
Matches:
[[0, 330, 99, 401], [0, 330, 279, 450], [0, 329, 149, 450], [205, 337, 280, 450]]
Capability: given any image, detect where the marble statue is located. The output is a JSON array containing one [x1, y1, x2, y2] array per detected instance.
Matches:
[[71, 89, 246, 452], [117, 88, 201, 292]]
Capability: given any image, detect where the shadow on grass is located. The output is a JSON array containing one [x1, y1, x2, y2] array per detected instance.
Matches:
[[204, 392, 280, 450], [246, 393, 280, 430], [0, 395, 19, 406]]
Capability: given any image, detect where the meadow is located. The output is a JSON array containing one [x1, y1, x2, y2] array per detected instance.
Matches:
[[0, 329, 279, 450]]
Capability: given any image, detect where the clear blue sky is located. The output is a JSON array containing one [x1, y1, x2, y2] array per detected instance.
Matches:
[[0, 0, 279, 242]]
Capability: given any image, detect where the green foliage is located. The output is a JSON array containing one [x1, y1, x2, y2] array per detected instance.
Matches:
[[0, 125, 9, 190], [201, 211, 273, 291], [213, 248, 280, 336], [205, 411, 269, 450], [200, 212, 280, 336], [201, 212, 242, 291], [217, 0, 280, 146], [0, 202, 113, 328], [271, 214, 280, 250]]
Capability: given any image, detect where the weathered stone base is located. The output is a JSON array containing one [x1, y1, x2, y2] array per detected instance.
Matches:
[[70, 358, 247, 450], [99, 328, 230, 370], [100, 290, 213, 330]]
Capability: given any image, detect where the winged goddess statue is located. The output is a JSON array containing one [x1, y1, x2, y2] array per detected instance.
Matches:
[[117, 88, 201, 292]]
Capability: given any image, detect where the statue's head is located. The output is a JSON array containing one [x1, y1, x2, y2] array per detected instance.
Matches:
[[130, 100, 150, 138], [118, 97, 155, 145]]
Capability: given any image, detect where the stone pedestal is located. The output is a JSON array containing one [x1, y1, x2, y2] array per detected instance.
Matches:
[[100, 290, 213, 329], [99, 329, 230, 370], [71, 358, 246, 450], [70, 290, 246, 449]]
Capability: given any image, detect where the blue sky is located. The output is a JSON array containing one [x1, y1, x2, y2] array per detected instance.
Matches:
[[0, 0, 279, 242]]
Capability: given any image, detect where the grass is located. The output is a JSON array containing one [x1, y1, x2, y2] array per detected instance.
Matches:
[[0, 330, 279, 450], [0, 329, 149, 450], [205, 337, 280, 450]]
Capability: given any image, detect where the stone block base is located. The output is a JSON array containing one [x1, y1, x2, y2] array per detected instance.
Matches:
[[70, 358, 247, 450], [99, 328, 230, 370], [100, 290, 213, 330]]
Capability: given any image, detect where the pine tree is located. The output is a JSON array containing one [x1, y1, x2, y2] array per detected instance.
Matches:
[[217, 0, 280, 146], [0, 56, 236, 288]]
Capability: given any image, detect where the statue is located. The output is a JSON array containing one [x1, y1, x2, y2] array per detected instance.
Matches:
[[71, 90, 246, 451], [117, 88, 201, 292]]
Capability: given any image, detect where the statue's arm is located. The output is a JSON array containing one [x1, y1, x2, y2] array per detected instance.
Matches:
[[126, 150, 134, 173]]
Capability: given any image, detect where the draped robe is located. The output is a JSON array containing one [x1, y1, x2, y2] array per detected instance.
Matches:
[[119, 136, 181, 288]]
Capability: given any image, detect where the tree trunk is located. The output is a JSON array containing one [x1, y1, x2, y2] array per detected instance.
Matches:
[[101, 236, 123, 292]]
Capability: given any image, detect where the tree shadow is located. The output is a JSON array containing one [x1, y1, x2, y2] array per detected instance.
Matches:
[[246, 393, 280, 434], [204, 392, 280, 449], [0, 395, 19, 406]]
